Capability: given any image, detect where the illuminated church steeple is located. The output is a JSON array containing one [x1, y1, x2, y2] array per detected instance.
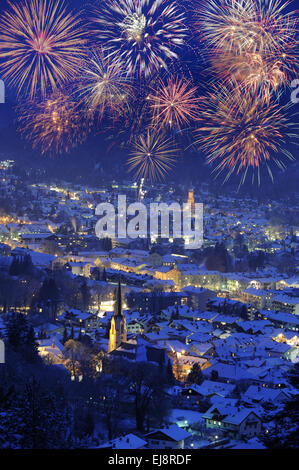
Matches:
[[108, 279, 127, 353], [187, 184, 195, 211]]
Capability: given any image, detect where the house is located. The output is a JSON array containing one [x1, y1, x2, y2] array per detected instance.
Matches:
[[52, 256, 68, 270], [263, 310, 299, 332], [243, 385, 289, 404], [185, 380, 235, 399], [272, 331, 299, 347], [203, 406, 262, 440], [171, 354, 211, 382], [182, 286, 216, 310], [271, 293, 299, 315], [100, 434, 147, 449], [203, 362, 241, 384], [242, 288, 273, 310], [60, 309, 100, 331], [153, 266, 180, 284], [147, 252, 163, 268], [212, 314, 241, 330], [145, 425, 191, 449], [126, 319, 144, 334], [38, 337, 64, 364], [189, 342, 215, 357], [67, 261, 94, 278]]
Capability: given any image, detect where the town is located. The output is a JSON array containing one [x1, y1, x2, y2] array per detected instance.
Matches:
[[0, 158, 298, 449]]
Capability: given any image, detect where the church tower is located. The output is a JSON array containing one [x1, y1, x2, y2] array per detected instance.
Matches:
[[187, 186, 195, 212], [108, 280, 127, 353]]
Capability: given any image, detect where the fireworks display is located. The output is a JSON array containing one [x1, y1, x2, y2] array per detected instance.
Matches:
[[0, 0, 87, 98], [150, 77, 201, 130], [18, 92, 90, 155], [210, 51, 287, 102], [0, 0, 297, 184], [91, 0, 187, 77], [127, 130, 178, 181], [78, 50, 133, 122], [195, 82, 298, 184], [197, 0, 297, 55], [197, 0, 298, 97]]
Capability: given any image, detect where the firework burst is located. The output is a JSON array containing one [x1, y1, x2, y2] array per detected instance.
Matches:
[[210, 51, 287, 102], [196, 0, 255, 52], [78, 50, 133, 122], [91, 0, 187, 77], [194, 82, 298, 184], [127, 129, 178, 181], [17, 91, 90, 155], [0, 0, 87, 98], [150, 77, 201, 129], [197, 0, 298, 95], [197, 0, 297, 53]]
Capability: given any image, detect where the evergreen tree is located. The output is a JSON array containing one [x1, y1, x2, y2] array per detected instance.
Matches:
[[38, 278, 59, 303], [166, 359, 175, 385], [77, 329, 82, 342], [36, 278, 60, 320], [19, 379, 71, 449], [187, 363, 204, 385], [23, 254, 33, 275], [5, 312, 28, 350], [9, 257, 20, 276], [262, 363, 299, 448], [62, 327, 68, 345], [5, 313, 40, 363], [80, 280, 90, 311], [24, 326, 39, 363]]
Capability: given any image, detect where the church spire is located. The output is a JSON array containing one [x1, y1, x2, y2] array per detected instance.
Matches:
[[114, 278, 123, 317], [109, 278, 127, 353]]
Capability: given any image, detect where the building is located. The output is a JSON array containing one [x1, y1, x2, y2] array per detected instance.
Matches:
[[67, 261, 93, 278], [243, 385, 289, 405], [126, 291, 184, 315], [172, 354, 211, 382], [108, 280, 127, 353], [271, 293, 299, 315], [203, 406, 262, 440], [182, 286, 216, 310], [263, 310, 299, 332], [187, 187, 195, 212], [242, 287, 273, 310], [60, 309, 99, 332], [145, 425, 191, 449], [100, 434, 147, 449]]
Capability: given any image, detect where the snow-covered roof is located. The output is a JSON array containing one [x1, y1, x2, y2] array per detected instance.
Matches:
[[100, 434, 147, 449], [145, 424, 190, 442]]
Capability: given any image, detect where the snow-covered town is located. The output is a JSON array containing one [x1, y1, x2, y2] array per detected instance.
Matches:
[[0, 160, 298, 449]]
